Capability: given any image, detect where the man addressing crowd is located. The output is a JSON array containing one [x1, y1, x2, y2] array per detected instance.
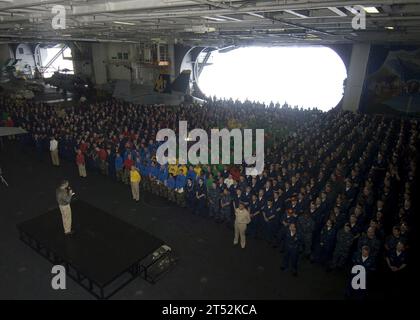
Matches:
[[56, 180, 75, 235]]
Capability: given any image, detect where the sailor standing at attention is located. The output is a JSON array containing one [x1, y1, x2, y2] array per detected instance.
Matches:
[[50, 136, 60, 166], [130, 165, 142, 202], [75, 149, 87, 178], [234, 202, 251, 249]]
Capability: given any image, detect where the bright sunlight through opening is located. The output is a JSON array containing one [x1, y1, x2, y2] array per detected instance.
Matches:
[[198, 46, 347, 112]]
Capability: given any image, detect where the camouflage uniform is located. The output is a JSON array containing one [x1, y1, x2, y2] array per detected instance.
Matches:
[[176, 190, 186, 207], [220, 193, 232, 223], [151, 179, 159, 195], [159, 183, 168, 198], [167, 188, 176, 202], [331, 229, 354, 268], [207, 188, 220, 218], [297, 214, 315, 257], [142, 176, 151, 191]]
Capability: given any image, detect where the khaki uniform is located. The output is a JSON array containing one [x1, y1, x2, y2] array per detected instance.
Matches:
[[78, 164, 87, 177], [234, 208, 251, 248], [50, 139, 60, 166], [51, 149, 60, 166], [131, 182, 140, 201], [59, 205, 72, 234], [56, 187, 73, 234]]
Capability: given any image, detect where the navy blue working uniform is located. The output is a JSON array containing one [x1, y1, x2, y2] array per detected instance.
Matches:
[[194, 182, 207, 216], [281, 229, 302, 274], [278, 211, 298, 250], [262, 203, 277, 244], [185, 180, 195, 210], [248, 198, 261, 237]]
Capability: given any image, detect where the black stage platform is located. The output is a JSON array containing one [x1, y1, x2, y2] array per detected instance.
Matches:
[[17, 200, 165, 299]]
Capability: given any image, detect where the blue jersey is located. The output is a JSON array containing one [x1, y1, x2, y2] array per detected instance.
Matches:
[[175, 175, 186, 189], [135, 160, 142, 170], [139, 163, 147, 176], [142, 165, 150, 176], [158, 167, 168, 182], [186, 170, 196, 181], [166, 176, 175, 189], [149, 166, 159, 178], [123, 150, 132, 160], [115, 156, 123, 170]]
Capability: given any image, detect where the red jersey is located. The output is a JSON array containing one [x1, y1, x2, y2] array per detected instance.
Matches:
[[79, 142, 88, 154], [124, 158, 134, 170], [76, 153, 85, 165], [230, 167, 241, 181], [98, 148, 108, 161]]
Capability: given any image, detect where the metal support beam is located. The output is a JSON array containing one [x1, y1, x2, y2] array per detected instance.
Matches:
[[327, 7, 347, 17]]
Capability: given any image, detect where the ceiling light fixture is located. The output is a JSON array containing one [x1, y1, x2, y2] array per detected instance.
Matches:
[[246, 12, 265, 19], [364, 7, 379, 14], [202, 16, 226, 22], [113, 21, 136, 26]]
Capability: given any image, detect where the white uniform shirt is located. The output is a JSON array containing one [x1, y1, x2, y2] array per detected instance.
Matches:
[[50, 139, 58, 151], [224, 177, 234, 188]]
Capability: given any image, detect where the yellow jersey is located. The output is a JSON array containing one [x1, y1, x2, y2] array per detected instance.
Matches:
[[194, 166, 202, 177], [178, 165, 187, 176], [168, 164, 178, 176], [130, 169, 141, 183]]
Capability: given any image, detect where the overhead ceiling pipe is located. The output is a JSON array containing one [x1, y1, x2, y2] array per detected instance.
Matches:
[[0, 0, 67, 11]]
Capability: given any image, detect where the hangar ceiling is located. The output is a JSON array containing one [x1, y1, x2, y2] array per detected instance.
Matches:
[[1, 0, 420, 45]]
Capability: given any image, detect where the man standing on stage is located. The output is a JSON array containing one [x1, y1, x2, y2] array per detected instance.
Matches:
[[56, 180, 75, 235]]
